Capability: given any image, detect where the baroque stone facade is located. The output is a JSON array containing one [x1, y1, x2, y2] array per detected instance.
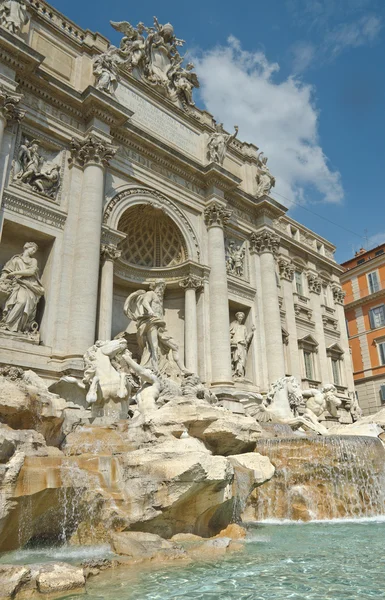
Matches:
[[0, 0, 354, 411]]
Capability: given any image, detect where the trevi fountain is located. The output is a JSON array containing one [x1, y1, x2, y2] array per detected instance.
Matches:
[[0, 2, 384, 599]]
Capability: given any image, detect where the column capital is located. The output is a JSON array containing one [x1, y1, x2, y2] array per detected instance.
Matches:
[[69, 135, 118, 168], [332, 284, 346, 305], [278, 256, 295, 281], [249, 229, 280, 257], [100, 244, 121, 262], [0, 88, 25, 123], [307, 272, 322, 294], [204, 201, 232, 228], [179, 275, 203, 291]]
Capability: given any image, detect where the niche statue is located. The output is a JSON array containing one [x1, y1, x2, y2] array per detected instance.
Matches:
[[0, 242, 44, 337], [229, 312, 255, 379]]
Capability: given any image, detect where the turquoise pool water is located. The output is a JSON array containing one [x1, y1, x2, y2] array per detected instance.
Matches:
[[73, 519, 385, 600]]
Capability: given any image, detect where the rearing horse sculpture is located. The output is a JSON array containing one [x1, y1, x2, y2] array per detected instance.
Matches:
[[254, 376, 329, 436]]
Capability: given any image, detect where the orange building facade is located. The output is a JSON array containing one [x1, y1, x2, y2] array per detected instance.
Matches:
[[341, 244, 385, 415]]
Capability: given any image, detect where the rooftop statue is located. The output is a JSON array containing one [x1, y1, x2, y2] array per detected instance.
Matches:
[[255, 152, 275, 197], [94, 17, 200, 109], [207, 123, 238, 165], [0, 0, 29, 35]]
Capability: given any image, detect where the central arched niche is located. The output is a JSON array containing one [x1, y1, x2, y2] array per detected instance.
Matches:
[[117, 204, 188, 267]]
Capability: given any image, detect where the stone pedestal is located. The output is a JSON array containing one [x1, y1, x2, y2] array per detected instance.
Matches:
[[179, 275, 203, 374], [250, 230, 285, 384], [204, 202, 233, 386], [98, 245, 121, 341], [68, 136, 117, 354]]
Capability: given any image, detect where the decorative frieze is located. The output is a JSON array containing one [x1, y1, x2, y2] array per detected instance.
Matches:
[[179, 275, 203, 291], [278, 256, 295, 281], [249, 230, 280, 257], [0, 88, 25, 123], [2, 192, 66, 229], [204, 202, 232, 228], [100, 244, 121, 262], [332, 285, 346, 305], [69, 135, 118, 168], [307, 273, 322, 295]]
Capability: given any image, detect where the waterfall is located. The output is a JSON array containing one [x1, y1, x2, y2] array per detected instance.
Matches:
[[243, 436, 385, 522]]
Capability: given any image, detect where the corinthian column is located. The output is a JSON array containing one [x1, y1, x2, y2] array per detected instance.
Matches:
[[307, 272, 329, 383], [68, 135, 118, 353], [204, 202, 233, 386], [0, 88, 24, 150], [332, 284, 354, 391], [179, 275, 203, 374], [98, 244, 121, 341], [250, 229, 285, 383], [278, 256, 301, 381]]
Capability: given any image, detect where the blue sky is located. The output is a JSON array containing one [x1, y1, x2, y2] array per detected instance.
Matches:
[[53, 0, 385, 262]]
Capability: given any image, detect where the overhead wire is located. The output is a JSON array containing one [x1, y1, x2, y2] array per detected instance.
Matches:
[[271, 190, 366, 241]]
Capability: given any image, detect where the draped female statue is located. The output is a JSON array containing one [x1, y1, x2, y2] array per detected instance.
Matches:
[[0, 242, 44, 335]]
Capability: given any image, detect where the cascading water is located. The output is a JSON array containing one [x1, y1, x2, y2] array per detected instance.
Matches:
[[243, 435, 385, 522]]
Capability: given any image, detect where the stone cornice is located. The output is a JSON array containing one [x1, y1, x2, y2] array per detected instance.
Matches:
[[114, 259, 208, 286], [202, 163, 241, 192], [0, 29, 44, 74], [204, 201, 232, 228], [2, 191, 67, 229], [69, 135, 118, 168], [344, 287, 385, 310], [249, 229, 280, 256]]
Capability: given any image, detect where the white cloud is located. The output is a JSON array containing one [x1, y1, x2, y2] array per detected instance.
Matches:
[[366, 231, 385, 249], [325, 15, 382, 57], [195, 37, 343, 206], [291, 41, 316, 74]]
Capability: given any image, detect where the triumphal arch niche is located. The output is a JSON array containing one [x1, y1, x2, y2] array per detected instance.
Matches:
[[0, 1, 354, 406]]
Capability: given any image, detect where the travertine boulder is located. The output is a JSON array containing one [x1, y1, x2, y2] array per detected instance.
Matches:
[[35, 562, 85, 594], [110, 531, 186, 561], [0, 372, 90, 447], [117, 396, 263, 455], [0, 565, 31, 600], [0, 424, 52, 462]]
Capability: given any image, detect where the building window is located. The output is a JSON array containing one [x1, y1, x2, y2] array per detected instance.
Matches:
[[380, 385, 385, 404], [298, 335, 319, 382], [331, 358, 341, 386], [369, 305, 385, 329], [378, 342, 385, 366], [375, 249, 384, 257], [304, 351, 314, 379], [322, 284, 329, 306], [295, 271, 303, 295], [357, 258, 365, 265], [345, 318, 350, 338], [367, 271, 380, 294], [327, 343, 345, 388]]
